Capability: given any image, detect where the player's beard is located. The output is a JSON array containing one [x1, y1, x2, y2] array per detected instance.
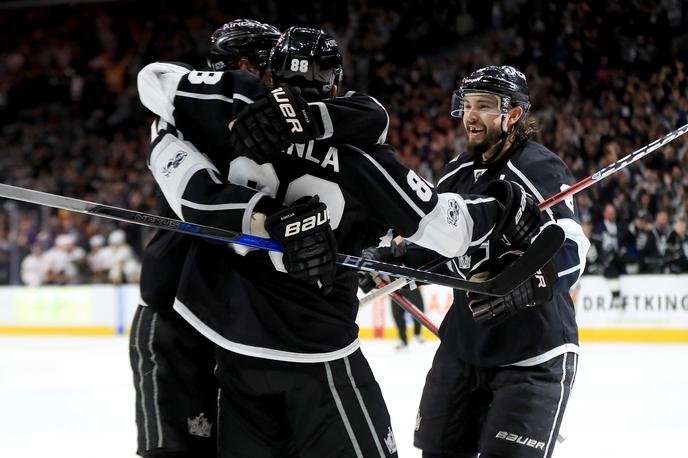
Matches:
[[466, 126, 501, 156]]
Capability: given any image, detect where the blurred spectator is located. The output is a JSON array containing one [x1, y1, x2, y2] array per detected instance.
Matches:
[[654, 210, 672, 256], [590, 204, 628, 304], [627, 211, 661, 273], [20, 244, 45, 286], [664, 217, 688, 273], [590, 204, 628, 277], [106, 229, 140, 284], [42, 234, 83, 284], [87, 234, 111, 283]]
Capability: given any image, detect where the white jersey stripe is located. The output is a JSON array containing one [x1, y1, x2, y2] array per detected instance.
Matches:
[[359, 151, 426, 218], [174, 298, 360, 363], [133, 309, 151, 449], [505, 343, 580, 367], [175, 91, 255, 105], [463, 197, 497, 205], [343, 357, 386, 457], [556, 218, 590, 283], [325, 361, 364, 458], [438, 161, 472, 186], [234, 93, 254, 105], [544, 353, 568, 458], [180, 199, 248, 212], [147, 312, 163, 448], [506, 160, 555, 219], [311, 101, 334, 139], [558, 264, 582, 277], [176, 90, 234, 103], [368, 95, 389, 144]]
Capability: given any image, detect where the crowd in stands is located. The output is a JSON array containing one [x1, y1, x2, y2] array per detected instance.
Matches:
[[0, 0, 686, 285]]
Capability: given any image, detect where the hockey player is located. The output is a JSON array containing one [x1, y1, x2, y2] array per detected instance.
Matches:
[[129, 19, 283, 458], [413, 66, 590, 458], [130, 19, 346, 458], [132, 19, 415, 458], [155, 28, 544, 457]]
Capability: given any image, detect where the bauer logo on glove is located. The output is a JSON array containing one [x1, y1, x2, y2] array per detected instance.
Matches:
[[265, 196, 338, 294], [283, 207, 329, 237], [271, 87, 305, 133]]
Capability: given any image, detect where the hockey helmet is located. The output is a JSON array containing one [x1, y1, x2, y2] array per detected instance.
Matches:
[[451, 65, 530, 118], [207, 19, 281, 71], [270, 26, 343, 98]]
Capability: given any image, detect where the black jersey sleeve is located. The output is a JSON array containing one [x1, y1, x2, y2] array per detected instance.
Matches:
[[343, 143, 502, 258], [507, 145, 590, 295], [312, 91, 389, 145], [138, 62, 269, 153]]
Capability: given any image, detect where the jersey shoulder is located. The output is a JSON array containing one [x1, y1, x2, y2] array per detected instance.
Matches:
[[509, 140, 578, 219], [510, 141, 573, 183]]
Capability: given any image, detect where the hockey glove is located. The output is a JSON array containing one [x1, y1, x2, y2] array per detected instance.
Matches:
[[358, 247, 387, 294], [468, 252, 557, 326], [357, 241, 407, 293], [265, 196, 337, 294], [484, 180, 542, 249], [229, 85, 323, 163]]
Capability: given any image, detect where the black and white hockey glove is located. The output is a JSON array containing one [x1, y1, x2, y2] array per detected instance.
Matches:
[[265, 196, 337, 294], [229, 85, 323, 163], [468, 252, 557, 326], [357, 241, 407, 293], [484, 180, 543, 249]]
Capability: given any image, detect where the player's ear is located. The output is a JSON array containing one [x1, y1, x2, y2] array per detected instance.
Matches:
[[238, 58, 259, 76], [508, 106, 524, 128]]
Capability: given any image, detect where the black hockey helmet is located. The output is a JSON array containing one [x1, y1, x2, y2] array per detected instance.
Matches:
[[270, 26, 343, 99], [451, 65, 530, 119], [207, 19, 281, 71]]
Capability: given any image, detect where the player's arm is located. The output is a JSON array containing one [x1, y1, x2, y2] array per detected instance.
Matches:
[[148, 119, 276, 237], [345, 144, 536, 259], [228, 89, 389, 163], [515, 155, 590, 296], [469, 156, 590, 325], [311, 91, 389, 144], [138, 62, 270, 153]]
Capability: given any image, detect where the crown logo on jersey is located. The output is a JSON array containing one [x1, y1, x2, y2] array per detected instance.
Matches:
[[384, 426, 397, 454], [187, 412, 213, 438], [458, 254, 472, 269]]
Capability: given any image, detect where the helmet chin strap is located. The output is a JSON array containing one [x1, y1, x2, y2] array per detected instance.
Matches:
[[483, 112, 512, 164]]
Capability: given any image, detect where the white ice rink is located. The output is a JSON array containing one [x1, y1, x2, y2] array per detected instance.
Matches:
[[1, 336, 687, 457]]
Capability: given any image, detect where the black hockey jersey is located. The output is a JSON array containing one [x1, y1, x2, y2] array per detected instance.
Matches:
[[137, 62, 391, 311], [137, 62, 507, 362], [436, 140, 590, 367], [173, 141, 502, 362]]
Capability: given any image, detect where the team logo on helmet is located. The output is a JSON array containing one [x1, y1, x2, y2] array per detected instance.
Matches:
[[207, 19, 280, 71]]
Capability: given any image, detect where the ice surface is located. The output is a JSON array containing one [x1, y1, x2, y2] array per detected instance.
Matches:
[[1, 336, 686, 457]]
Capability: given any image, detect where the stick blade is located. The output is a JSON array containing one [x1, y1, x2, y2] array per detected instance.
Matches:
[[480, 224, 566, 296]]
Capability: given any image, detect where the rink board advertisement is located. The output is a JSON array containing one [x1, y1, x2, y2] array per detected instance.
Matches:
[[0, 275, 687, 342]]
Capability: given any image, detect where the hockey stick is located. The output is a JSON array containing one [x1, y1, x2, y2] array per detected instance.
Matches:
[[386, 282, 440, 337], [0, 183, 563, 295], [361, 121, 688, 304], [361, 257, 448, 305]]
